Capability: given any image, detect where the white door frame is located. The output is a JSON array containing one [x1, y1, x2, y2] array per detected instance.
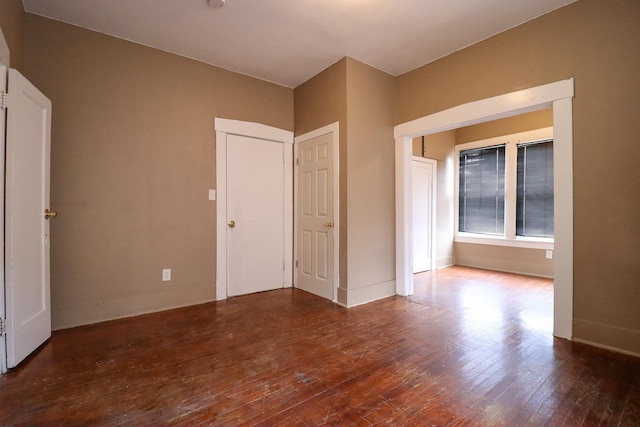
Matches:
[[293, 122, 340, 302], [214, 118, 294, 301], [0, 64, 7, 373], [412, 156, 437, 273], [394, 79, 574, 340]]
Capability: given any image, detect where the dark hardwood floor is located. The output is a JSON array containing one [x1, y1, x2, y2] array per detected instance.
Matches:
[[1, 266, 639, 426]]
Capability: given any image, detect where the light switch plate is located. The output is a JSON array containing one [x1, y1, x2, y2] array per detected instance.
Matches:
[[208, 189, 216, 201], [162, 269, 171, 281]]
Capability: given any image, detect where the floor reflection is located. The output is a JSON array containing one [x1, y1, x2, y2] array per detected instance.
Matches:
[[409, 266, 555, 403], [411, 266, 553, 343]]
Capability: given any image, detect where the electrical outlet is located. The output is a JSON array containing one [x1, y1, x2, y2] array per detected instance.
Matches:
[[162, 269, 171, 281], [545, 250, 553, 260]]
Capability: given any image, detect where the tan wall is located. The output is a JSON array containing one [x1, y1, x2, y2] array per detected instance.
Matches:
[[456, 244, 554, 278], [343, 58, 395, 305], [24, 14, 293, 329], [396, 0, 640, 354], [0, 26, 8, 67], [0, 0, 24, 69], [456, 109, 553, 144], [294, 58, 347, 137], [294, 58, 348, 289]]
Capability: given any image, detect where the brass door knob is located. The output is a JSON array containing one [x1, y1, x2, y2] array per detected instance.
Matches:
[[228, 220, 236, 228], [324, 222, 334, 228], [44, 209, 57, 220]]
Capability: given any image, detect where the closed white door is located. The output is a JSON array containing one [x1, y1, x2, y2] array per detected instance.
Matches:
[[296, 132, 334, 300], [226, 134, 284, 296], [412, 158, 435, 273], [4, 68, 53, 369]]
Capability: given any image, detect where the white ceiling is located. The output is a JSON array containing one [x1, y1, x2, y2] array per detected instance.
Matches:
[[22, 0, 577, 88]]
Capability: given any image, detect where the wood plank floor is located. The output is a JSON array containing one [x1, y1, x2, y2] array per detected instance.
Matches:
[[1, 266, 639, 426]]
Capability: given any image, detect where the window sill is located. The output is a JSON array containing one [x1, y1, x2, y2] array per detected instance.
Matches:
[[455, 234, 554, 250]]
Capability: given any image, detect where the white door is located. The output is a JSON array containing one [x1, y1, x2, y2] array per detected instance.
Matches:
[[226, 134, 284, 296], [412, 157, 435, 273], [4, 68, 53, 369], [296, 132, 334, 300]]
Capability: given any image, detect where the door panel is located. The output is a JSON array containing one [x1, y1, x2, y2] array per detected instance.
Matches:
[[226, 134, 284, 296], [316, 231, 328, 280], [296, 133, 334, 300], [5, 68, 52, 368]]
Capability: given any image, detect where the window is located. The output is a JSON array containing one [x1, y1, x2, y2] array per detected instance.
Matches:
[[516, 140, 554, 238], [458, 145, 505, 235], [455, 128, 554, 249]]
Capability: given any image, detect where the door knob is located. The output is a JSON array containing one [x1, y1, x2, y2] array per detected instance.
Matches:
[[228, 220, 236, 228], [44, 209, 57, 220], [324, 222, 334, 228]]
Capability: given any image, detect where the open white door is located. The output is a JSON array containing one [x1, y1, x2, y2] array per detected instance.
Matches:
[[295, 132, 334, 300], [4, 68, 53, 369]]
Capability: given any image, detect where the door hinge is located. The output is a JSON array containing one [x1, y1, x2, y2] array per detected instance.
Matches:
[[0, 318, 5, 336], [282, 260, 285, 271], [295, 260, 298, 268], [296, 158, 299, 166], [1, 91, 7, 110]]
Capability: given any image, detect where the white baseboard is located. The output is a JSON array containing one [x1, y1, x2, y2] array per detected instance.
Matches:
[[455, 262, 553, 279], [573, 318, 640, 358], [336, 279, 396, 308]]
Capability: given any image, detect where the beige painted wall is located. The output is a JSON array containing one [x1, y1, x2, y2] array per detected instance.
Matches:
[[0, 27, 8, 67], [343, 58, 395, 305], [23, 14, 293, 329], [456, 109, 553, 144], [397, 0, 640, 354], [456, 244, 554, 278], [0, 0, 24, 69]]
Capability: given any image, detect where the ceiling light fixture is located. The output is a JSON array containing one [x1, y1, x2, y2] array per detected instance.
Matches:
[[208, 0, 225, 8]]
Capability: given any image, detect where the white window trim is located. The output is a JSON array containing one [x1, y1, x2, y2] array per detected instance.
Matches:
[[454, 127, 554, 250]]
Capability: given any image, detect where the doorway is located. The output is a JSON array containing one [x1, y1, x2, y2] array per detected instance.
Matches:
[[226, 134, 285, 296], [214, 118, 293, 300], [412, 157, 436, 273], [394, 79, 574, 339]]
